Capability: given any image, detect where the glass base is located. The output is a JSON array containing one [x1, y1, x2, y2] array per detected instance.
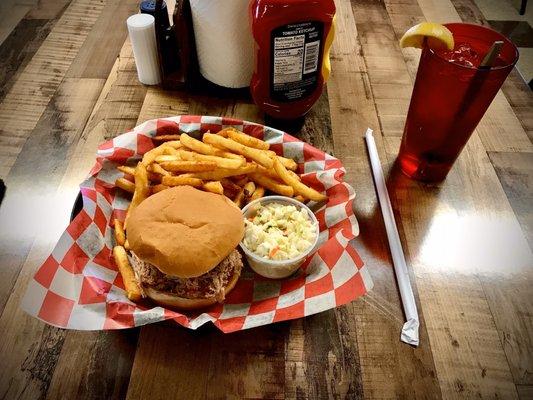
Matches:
[[397, 152, 452, 182]]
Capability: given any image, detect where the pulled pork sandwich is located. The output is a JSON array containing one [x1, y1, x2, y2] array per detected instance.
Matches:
[[126, 186, 244, 310]]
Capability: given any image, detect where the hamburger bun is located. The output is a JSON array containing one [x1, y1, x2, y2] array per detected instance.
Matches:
[[127, 186, 244, 278], [143, 269, 240, 310]]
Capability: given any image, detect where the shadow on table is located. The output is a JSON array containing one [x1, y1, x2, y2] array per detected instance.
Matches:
[[355, 159, 443, 266]]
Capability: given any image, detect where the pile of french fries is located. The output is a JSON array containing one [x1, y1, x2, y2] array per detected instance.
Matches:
[[112, 127, 327, 301]]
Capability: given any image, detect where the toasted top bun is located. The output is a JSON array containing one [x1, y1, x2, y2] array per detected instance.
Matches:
[[127, 186, 244, 278]]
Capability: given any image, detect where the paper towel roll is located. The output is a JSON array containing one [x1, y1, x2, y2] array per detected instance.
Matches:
[[190, 0, 254, 88], [127, 14, 162, 85]]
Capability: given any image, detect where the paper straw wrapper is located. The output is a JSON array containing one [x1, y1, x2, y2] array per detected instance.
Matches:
[[365, 129, 419, 346]]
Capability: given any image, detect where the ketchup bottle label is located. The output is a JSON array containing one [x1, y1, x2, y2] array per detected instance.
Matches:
[[270, 21, 324, 102]]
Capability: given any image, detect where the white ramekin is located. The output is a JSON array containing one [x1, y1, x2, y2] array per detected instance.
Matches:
[[239, 196, 319, 279]]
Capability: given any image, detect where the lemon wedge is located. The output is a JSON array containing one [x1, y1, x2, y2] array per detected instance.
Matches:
[[400, 22, 454, 50]]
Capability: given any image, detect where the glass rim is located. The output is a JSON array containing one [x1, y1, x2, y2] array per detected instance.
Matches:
[[428, 22, 519, 71]]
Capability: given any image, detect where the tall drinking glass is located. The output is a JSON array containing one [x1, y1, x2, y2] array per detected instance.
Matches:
[[397, 23, 519, 182]]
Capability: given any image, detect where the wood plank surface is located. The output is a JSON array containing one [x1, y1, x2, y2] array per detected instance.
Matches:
[[0, 77, 103, 400], [0, 0, 106, 178], [0, 1, 33, 46], [329, 2, 441, 398], [0, 3, 144, 397], [489, 152, 533, 249], [356, 0, 532, 398], [517, 385, 533, 400], [380, 135, 527, 399], [26, 0, 71, 19], [0, 18, 55, 103], [0, 78, 104, 315], [0, 0, 531, 398], [65, 0, 138, 79]]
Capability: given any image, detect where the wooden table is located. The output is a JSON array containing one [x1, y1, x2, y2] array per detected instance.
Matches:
[[0, 0, 532, 399]]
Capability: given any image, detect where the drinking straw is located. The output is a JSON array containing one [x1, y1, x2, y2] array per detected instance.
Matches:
[[456, 40, 503, 118], [365, 129, 420, 346], [480, 41, 503, 69]]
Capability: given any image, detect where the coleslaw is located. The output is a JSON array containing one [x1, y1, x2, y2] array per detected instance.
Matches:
[[242, 202, 317, 261]]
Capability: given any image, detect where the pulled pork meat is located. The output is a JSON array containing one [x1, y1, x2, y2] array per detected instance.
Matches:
[[130, 250, 242, 302]]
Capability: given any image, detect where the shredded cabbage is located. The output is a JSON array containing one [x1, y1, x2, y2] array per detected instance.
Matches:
[[243, 202, 317, 260]]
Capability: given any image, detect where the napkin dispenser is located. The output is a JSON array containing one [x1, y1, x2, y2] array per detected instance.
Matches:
[[143, 0, 254, 90]]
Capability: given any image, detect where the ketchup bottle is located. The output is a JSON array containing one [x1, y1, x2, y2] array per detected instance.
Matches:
[[250, 0, 336, 122]]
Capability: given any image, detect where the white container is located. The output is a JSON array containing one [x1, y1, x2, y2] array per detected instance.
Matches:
[[127, 14, 162, 85], [189, 0, 254, 88], [240, 196, 319, 279]]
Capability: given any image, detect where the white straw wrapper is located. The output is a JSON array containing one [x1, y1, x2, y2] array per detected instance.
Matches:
[[365, 129, 420, 346], [127, 14, 162, 85]]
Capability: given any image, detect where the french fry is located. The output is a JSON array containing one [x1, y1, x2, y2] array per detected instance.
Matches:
[[117, 165, 136, 176], [216, 127, 238, 137], [155, 155, 180, 163], [250, 186, 265, 202], [180, 133, 242, 160], [159, 160, 217, 172], [184, 163, 257, 180], [227, 130, 270, 150], [125, 163, 150, 227], [243, 181, 256, 197], [277, 155, 298, 171], [263, 149, 298, 169], [180, 133, 216, 154], [179, 149, 245, 169], [203, 133, 274, 169], [142, 145, 170, 166], [113, 219, 126, 246], [202, 181, 224, 195], [262, 149, 298, 171], [273, 158, 326, 201], [256, 165, 282, 180], [151, 183, 170, 194], [147, 163, 170, 176], [163, 146, 181, 157], [220, 152, 246, 161], [234, 188, 245, 208], [163, 140, 182, 149], [287, 169, 302, 181], [294, 194, 306, 203], [124, 239, 130, 250], [113, 246, 142, 301], [115, 178, 135, 194], [249, 172, 294, 197], [152, 134, 181, 142], [162, 175, 203, 187]]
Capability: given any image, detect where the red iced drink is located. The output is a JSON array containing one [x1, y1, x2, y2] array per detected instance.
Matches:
[[398, 23, 518, 181]]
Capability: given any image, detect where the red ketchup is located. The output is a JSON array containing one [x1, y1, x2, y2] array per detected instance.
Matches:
[[250, 0, 336, 122]]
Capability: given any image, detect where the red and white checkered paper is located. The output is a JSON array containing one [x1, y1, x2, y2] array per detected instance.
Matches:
[[22, 116, 373, 332]]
